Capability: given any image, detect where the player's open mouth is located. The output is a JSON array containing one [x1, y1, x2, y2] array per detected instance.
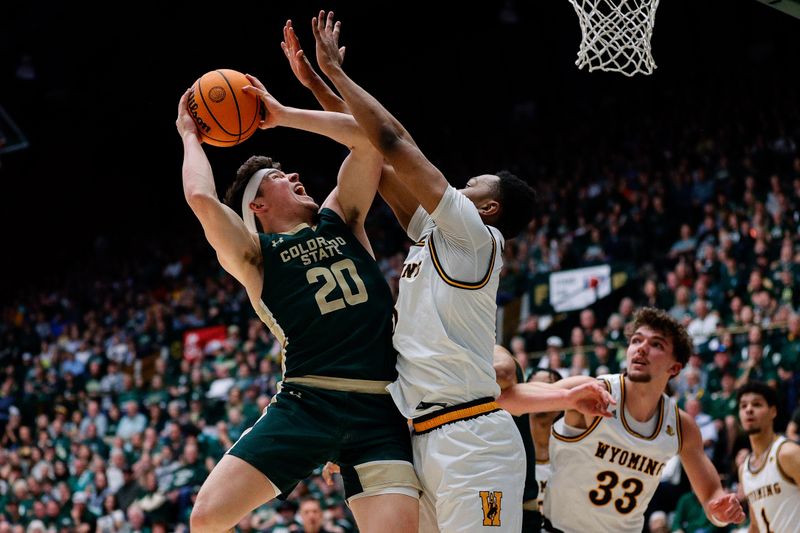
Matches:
[[294, 184, 306, 195], [631, 359, 647, 367]]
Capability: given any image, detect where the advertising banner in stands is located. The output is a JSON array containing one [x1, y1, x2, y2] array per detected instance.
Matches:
[[183, 325, 227, 361], [549, 264, 612, 312]]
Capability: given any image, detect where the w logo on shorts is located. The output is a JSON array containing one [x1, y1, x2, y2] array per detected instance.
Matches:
[[479, 490, 503, 526]]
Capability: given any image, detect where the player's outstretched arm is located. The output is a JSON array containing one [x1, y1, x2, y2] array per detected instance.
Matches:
[[777, 439, 800, 484], [281, 21, 421, 231], [281, 19, 349, 114], [243, 75, 364, 150], [679, 410, 746, 527], [497, 379, 615, 417], [176, 89, 262, 292], [242, 76, 382, 238], [312, 10, 448, 216]]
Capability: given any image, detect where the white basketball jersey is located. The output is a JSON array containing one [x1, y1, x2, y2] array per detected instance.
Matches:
[[742, 436, 800, 533], [535, 460, 552, 515], [545, 374, 681, 533], [387, 187, 504, 418]]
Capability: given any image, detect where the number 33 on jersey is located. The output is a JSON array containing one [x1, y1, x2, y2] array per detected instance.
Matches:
[[546, 374, 682, 533]]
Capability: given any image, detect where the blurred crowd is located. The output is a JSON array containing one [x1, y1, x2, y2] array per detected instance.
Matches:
[[494, 83, 800, 532], [0, 257, 356, 532]]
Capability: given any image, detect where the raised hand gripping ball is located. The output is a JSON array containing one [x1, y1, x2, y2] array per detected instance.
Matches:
[[188, 69, 263, 147]]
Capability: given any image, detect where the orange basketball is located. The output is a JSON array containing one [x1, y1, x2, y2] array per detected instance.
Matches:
[[188, 69, 264, 147]]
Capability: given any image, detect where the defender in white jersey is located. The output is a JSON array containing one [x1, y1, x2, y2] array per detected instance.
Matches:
[[500, 308, 745, 532], [737, 381, 800, 533], [311, 11, 616, 532]]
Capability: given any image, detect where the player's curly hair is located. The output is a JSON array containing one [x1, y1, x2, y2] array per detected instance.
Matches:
[[223, 156, 281, 232], [624, 307, 693, 367], [736, 380, 777, 407], [494, 171, 538, 239]]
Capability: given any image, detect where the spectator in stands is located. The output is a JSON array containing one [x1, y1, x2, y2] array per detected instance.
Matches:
[[641, 278, 662, 309], [674, 365, 707, 407], [670, 491, 714, 533], [777, 312, 800, 410], [606, 313, 626, 347], [265, 500, 300, 533], [687, 299, 719, 355], [685, 398, 718, 461], [536, 336, 568, 381], [289, 496, 337, 533], [518, 315, 545, 353], [735, 342, 778, 389], [704, 371, 738, 462], [79, 400, 107, 439], [509, 336, 530, 378], [116, 401, 147, 441], [669, 223, 698, 261], [589, 341, 619, 376], [705, 342, 735, 394], [579, 309, 596, 339], [618, 297, 635, 324], [669, 286, 692, 324]]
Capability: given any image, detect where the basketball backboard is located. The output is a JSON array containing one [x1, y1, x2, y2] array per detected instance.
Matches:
[[753, 0, 800, 19], [0, 105, 29, 155]]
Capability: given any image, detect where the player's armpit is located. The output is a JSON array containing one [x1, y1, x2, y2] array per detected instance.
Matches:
[[777, 439, 800, 484], [188, 195, 263, 290], [377, 164, 419, 232]]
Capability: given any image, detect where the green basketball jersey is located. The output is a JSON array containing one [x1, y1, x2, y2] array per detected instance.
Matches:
[[256, 208, 397, 381]]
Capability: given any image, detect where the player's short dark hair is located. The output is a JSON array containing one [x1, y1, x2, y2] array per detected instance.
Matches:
[[737, 381, 777, 407], [624, 307, 693, 367], [493, 171, 537, 239], [223, 156, 281, 232], [299, 495, 322, 509]]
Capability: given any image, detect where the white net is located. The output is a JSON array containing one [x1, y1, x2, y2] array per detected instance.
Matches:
[[568, 0, 661, 76]]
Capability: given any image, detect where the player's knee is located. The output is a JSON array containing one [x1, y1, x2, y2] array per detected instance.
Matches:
[[190, 498, 224, 533]]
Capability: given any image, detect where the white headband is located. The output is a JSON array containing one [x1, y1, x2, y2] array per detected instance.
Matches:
[[241, 168, 280, 233]]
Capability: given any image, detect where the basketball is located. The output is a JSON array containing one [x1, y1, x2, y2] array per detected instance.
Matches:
[[188, 69, 264, 147]]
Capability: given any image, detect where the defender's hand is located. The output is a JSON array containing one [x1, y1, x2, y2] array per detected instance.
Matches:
[[282, 19, 320, 88], [322, 461, 341, 486], [567, 381, 616, 418], [312, 10, 345, 76], [242, 74, 283, 130], [708, 493, 746, 525]]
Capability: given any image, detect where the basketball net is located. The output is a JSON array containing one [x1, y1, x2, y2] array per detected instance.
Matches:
[[568, 0, 660, 76]]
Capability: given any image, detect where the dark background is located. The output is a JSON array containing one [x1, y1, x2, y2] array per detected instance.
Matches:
[[0, 0, 797, 294]]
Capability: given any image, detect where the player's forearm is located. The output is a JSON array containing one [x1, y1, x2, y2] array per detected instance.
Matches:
[[324, 66, 447, 214], [497, 383, 572, 416], [307, 76, 349, 114], [182, 135, 217, 201], [700, 487, 727, 513], [278, 107, 367, 150], [324, 67, 413, 163]]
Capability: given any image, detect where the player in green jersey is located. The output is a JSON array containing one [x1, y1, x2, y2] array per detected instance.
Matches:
[[176, 77, 419, 533]]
